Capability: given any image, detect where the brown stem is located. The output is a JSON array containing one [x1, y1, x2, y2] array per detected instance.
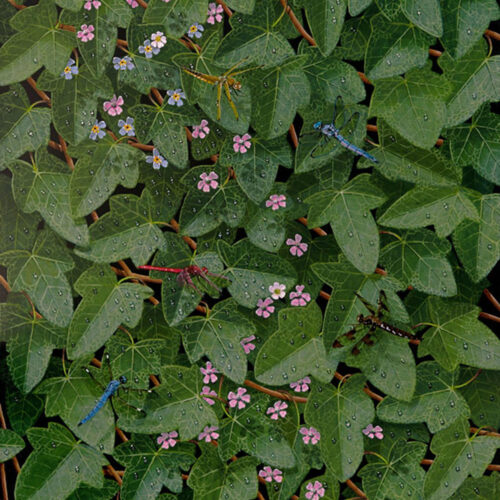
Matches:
[[479, 312, 500, 323], [216, 0, 233, 17], [280, 0, 316, 46], [346, 479, 367, 499], [243, 380, 308, 404], [288, 123, 299, 148], [26, 78, 51, 106], [484, 289, 500, 313]]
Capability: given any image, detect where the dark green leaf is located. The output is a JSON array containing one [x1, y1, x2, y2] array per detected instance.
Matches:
[[0, 428, 24, 463]]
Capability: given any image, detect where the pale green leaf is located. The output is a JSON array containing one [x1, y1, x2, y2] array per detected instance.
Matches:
[[402, 0, 442, 37], [0, 429, 24, 464]]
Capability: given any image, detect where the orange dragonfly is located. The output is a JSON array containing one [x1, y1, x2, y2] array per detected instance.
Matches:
[[182, 59, 257, 120]]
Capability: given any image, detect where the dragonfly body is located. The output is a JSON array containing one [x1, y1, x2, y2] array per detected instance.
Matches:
[[78, 376, 126, 426], [183, 67, 242, 91], [357, 314, 414, 339]]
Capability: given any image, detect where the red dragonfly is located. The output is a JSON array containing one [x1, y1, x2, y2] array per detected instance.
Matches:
[[138, 265, 226, 294]]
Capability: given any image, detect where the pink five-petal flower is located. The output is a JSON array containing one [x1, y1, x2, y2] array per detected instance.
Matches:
[[266, 401, 288, 420], [363, 424, 384, 440], [227, 387, 250, 409], [200, 386, 217, 405], [77, 24, 95, 43], [200, 361, 219, 384], [233, 133, 252, 153], [269, 282, 286, 300], [299, 426, 321, 445], [290, 376, 311, 392], [305, 480, 325, 500], [290, 284, 311, 307], [255, 297, 275, 318], [198, 425, 219, 442], [157, 431, 178, 449], [286, 233, 308, 257], [126, 0, 139, 7], [258, 466, 283, 483], [207, 2, 224, 24], [103, 94, 124, 116], [240, 335, 256, 354], [192, 119, 210, 139], [84, 0, 101, 9], [197, 171, 218, 192], [265, 194, 286, 211]]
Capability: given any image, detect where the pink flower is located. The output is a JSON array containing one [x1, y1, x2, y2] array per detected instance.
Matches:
[[286, 234, 308, 257], [228, 387, 250, 409], [197, 171, 218, 192], [266, 401, 288, 420], [305, 480, 325, 500], [240, 335, 256, 354], [198, 425, 219, 442], [255, 297, 275, 318], [265, 194, 286, 211], [77, 24, 95, 43], [290, 285, 311, 307], [258, 466, 283, 483], [207, 2, 224, 24], [290, 377, 311, 392], [363, 424, 384, 439], [103, 95, 124, 116], [269, 282, 286, 300], [192, 119, 210, 139], [83, 0, 101, 9], [299, 426, 321, 445], [200, 361, 218, 384], [157, 431, 177, 449], [126, 0, 138, 7], [233, 133, 252, 153], [200, 386, 218, 405]]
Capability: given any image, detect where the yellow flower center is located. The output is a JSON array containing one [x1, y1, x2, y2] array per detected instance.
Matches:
[[119, 59, 127, 66], [91, 125, 99, 133], [64, 66, 71, 73], [155, 35, 162, 42], [123, 124, 132, 131], [190, 26, 197, 32], [173, 93, 180, 100], [153, 156, 161, 164], [145, 45, 152, 52]]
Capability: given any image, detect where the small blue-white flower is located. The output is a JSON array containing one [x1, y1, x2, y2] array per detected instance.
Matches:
[[60, 58, 79, 79], [146, 148, 168, 169], [138, 40, 159, 59], [89, 120, 106, 140], [113, 56, 134, 70], [167, 89, 186, 106], [118, 116, 135, 136], [187, 23, 204, 39]]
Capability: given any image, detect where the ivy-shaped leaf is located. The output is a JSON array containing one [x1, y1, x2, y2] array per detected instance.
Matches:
[[401, 0, 442, 37], [67, 264, 153, 359], [449, 474, 500, 500], [0, 429, 25, 464]]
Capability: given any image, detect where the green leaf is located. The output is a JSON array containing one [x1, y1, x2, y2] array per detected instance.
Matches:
[[218, 392, 296, 468], [306, 174, 386, 273], [75, 189, 165, 266], [69, 137, 142, 217], [119, 365, 218, 438], [348, 0, 373, 16], [365, 13, 434, 80], [453, 194, 500, 282], [446, 105, 500, 185], [362, 120, 461, 186], [10, 150, 89, 246], [67, 264, 153, 359], [217, 239, 297, 308], [249, 56, 310, 139], [305, 374, 374, 481], [401, 0, 442, 37], [114, 437, 196, 497], [417, 298, 500, 371], [440, 39, 500, 128], [225, 0, 256, 14], [188, 445, 258, 500], [15, 422, 107, 500], [66, 480, 119, 500], [0, 0, 74, 85], [359, 439, 427, 499], [1, 299, 65, 393], [219, 135, 292, 203], [424, 418, 500, 499], [178, 299, 255, 384], [255, 303, 336, 385], [0, 86, 51, 168], [377, 361, 470, 433], [440, 0, 500, 59], [379, 229, 457, 297], [303, 0, 347, 56], [0, 428, 24, 463], [378, 186, 479, 238], [450, 474, 500, 500], [0, 176, 41, 253], [244, 205, 286, 253], [0, 229, 74, 327], [340, 7, 374, 60], [370, 66, 450, 149]]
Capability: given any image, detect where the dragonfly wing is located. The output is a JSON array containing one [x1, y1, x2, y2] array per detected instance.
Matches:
[[310, 134, 340, 159]]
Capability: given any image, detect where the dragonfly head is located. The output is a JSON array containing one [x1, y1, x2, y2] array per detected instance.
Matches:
[[313, 121, 322, 130], [119, 376, 127, 384], [232, 81, 242, 91]]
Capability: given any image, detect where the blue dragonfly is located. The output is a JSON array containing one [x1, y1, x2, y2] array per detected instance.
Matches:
[[78, 356, 150, 426], [309, 97, 379, 163]]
